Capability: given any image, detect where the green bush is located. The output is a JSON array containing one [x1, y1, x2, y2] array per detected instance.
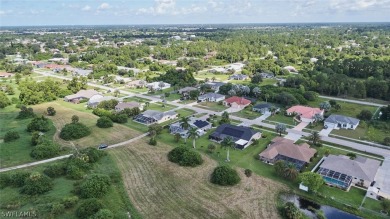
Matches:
[[168, 147, 203, 167], [76, 198, 104, 219], [43, 163, 66, 178], [61, 196, 79, 208], [79, 147, 106, 163], [283, 202, 303, 219], [27, 116, 50, 132], [3, 131, 20, 142], [16, 106, 35, 119], [149, 137, 157, 146], [59, 122, 91, 140], [20, 172, 53, 195], [46, 107, 56, 116], [110, 113, 128, 123], [31, 141, 60, 159], [91, 209, 114, 219], [210, 166, 240, 186], [96, 116, 113, 128], [31, 131, 41, 146], [80, 174, 111, 198], [50, 202, 65, 216], [10, 172, 30, 187], [244, 169, 252, 177]]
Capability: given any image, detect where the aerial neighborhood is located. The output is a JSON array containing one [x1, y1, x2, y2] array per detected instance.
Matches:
[[0, 22, 389, 219]]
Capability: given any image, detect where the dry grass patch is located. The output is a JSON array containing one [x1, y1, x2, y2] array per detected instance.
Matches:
[[32, 101, 141, 148], [110, 139, 286, 219]]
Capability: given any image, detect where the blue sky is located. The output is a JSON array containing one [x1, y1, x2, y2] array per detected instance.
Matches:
[[1, 0, 389, 26]]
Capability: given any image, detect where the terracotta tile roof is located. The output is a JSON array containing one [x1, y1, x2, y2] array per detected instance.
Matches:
[[224, 96, 251, 106], [259, 137, 316, 163], [286, 105, 323, 120]]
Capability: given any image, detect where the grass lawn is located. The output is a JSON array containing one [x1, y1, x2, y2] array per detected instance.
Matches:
[[123, 96, 151, 103], [0, 154, 141, 219], [194, 101, 227, 112], [164, 93, 181, 101], [147, 102, 177, 112], [265, 113, 296, 126], [232, 107, 261, 120], [318, 186, 366, 208], [331, 123, 389, 144], [260, 78, 278, 86], [362, 198, 383, 212], [194, 72, 229, 81], [123, 87, 149, 94], [0, 112, 60, 168]]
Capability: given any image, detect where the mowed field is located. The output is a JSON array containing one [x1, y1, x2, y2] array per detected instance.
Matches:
[[111, 139, 286, 219], [32, 101, 141, 148]]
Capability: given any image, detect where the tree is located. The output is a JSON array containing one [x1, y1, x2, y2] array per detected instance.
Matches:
[[27, 116, 50, 132], [31, 131, 42, 146], [189, 90, 200, 100], [274, 160, 286, 176], [312, 113, 323, 124], [329, 100, 337, 107], [47, 106, 56, 116], [31, 140, 60, 159], [309, 131, 321, 146], [283, 163, 299, 180], [91, 209, 114, 219], [167, 147, 203, 167], [60, 123, 91, 140], [67, 77, 87, 93], [96, 116, 113, 128], [148, 124, 163, 135], [381, 199, 390, 212], [188, 127, 200, 149], [220, 111, 230, 124], [334, 103, 341, 111], [80, 174, 111, 198], [76, 198, 104, 219], [319, 101, 331, 112], [174, 133, 181, 143], [207, 143, 216, 153], [20, 172, 53, 195], [299, 172, 324, 193], [16, 106, 35, 119], [43, 163, 66, 178], [275, 123, 286, 136], [252, 87, 261, 98], [357, 110, 373, 121], [251, 73, 263, 84], [210, 166, 240, 186], [283, 202, 303, 219], [0, 91, 11, 108], [3, 131, 20, 142], [244, 169, 252, 177], [221, 136, 235, 162], [71, 115, 79, 124]]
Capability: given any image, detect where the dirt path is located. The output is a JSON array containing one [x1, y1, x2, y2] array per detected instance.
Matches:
[[111, 139, 286, 219]]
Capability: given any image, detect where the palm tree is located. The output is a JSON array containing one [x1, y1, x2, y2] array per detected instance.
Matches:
[[211, 76, 216, 82], [205, 77, 210, 82], [144, 102, 150, 109], [283, 163, 299, 180], [335, 104, 341, 111], [275, 123, 286, 136], [309, 131, 321, 146], [270, 107, 277, 116], [264, 93, 270, 103], [188, 127, 200, 149], [180, 117, 190, 142], [221, 136, 235, 162], [174, 133, 181, 143]]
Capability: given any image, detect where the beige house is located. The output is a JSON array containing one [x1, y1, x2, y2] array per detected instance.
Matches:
[[115, 102, 143, 112]]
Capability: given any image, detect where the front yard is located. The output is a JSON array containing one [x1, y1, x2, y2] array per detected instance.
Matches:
[[232, 107, 262, 120], [194, 101, 228, 112]]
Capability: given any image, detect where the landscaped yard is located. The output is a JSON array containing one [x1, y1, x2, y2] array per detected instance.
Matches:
[[264, 113, 296, 126], [194, 102, 227, 112], [146, 102, 177, 112], [232, 107, 261, 120]]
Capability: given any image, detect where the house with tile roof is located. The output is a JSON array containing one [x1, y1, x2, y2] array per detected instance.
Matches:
[[115, 102, 143, 112], [87, 95, 117, 108], [64, 89, 100, 104], [223, 96, 251, 109], [286, 105, 324, 123], [259, 137, 317, 170]]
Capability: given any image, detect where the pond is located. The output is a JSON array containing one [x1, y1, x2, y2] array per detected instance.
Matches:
[[281, 194, 361, 219]]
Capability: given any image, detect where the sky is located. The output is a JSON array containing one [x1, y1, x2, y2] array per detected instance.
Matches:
[[0, 0, 389, 26]]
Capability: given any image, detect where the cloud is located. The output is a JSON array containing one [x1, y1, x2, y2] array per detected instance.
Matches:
[[98, 3, 110, 10], [329, 0, 390, 11], [0, 9, 13, 16], [137, 0, 175, 15], [82, 5, 91, 11]]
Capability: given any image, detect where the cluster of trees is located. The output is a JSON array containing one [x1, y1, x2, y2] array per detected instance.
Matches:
[[152, 68, 197, 87], [67, 77, 88, 93], [18, 79, 70, 105], [167, 147, 203, 167], [0, 91, 11, 108]]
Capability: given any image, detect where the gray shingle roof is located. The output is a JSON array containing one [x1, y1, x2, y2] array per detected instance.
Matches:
[[210, 124, 258, 142], [325, 114, 360, 126], [198, 93, 225, 99], [253, 103, 272, 109], [142, 110, 177, 121]]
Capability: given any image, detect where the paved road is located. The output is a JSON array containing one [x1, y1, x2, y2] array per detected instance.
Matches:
[[319, 95, 387, 107], [33, 70, 390, 158], [0, 133, 149, 173]]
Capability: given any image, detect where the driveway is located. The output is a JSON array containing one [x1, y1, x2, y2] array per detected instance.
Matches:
[[319, 127, 333, 136], [284, 133, 302, 142], [224, 107, 243, 113], [293, 122, 309, 131], [257, 112, 271, 121]]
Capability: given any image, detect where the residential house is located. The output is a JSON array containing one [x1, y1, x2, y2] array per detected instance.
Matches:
[[208, 67, 228, 74], [0, 72, 13, 78], [229, 74, 248, 80], [169, 117, 211, 138], [147, 82, 171, 91], [324, 114, 360, 130], [223, 96, 251, 109], [259, 137, 317, 170], [133, 110, 177, 125], [253, 103, 277, 114], [259, 72, 274, 79], [367, 158, 390, 200], [226, 63, 245, 72], [317, 155, 380, 190], [115, 102, 143, 112], [205, 82, 226, 93], [283, 66, 298, 73], [197, 93, 225, 102], [209, 124, 261, 149], [178, 87, 197, 96], [286, 105, 324, 123], [87, 95, 117, 108], [126, 80, 146, 89], [64, 89, 100, 104]]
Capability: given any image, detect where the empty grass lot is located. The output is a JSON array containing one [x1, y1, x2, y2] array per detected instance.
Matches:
[[194, 102, 227, 112], [232, 108, 262, 120]]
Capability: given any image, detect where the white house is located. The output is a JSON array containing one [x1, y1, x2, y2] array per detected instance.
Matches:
[[147, 82, 171, 91], [197, 93, 225, 102], [324, 114, 360, 130]]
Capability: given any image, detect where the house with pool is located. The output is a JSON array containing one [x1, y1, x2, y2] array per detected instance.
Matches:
[[317, 155, 380, 190]]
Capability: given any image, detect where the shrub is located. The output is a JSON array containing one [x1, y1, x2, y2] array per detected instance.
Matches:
[[80, 174, 111, 198], [31, 131, 42, 146], [76, 198, 103, 219], [283, 202, 303, 219], [61, 196, 79, 208], [96, 116, 113, 128], [46, 107, 56, 116], [168, 147, 203, 167], [31, 141, 60, 159], [91, 209, 114, 219], [92, 108, 112, 117], [244, 169, 252, 177], [9, 172, 30, 187], [60, 123, 91, 140], [383, 137, 390, 146], [27, 116, 50, 132], [79, 147, 106, 163], [357, 110, 373, 121], [50, 202, 65, 216], [20, 172, 53, 195], [210, 166, 240, 186], [148, 138, 157, 146], [16, 106, 35, 119], [43, 163, 66, 178], [346, 152, 357, 160], [4, 131, 20, 142], [207, 143, 216, 153], [110, 113, 128, 123]]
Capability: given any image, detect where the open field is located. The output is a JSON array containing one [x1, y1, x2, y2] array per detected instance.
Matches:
[[32, 101, 141, 148], [194, 72, 229, 81], [194, 102, 227, 112], [264, 113, 296, 126], [111, 138, 287, 219]]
